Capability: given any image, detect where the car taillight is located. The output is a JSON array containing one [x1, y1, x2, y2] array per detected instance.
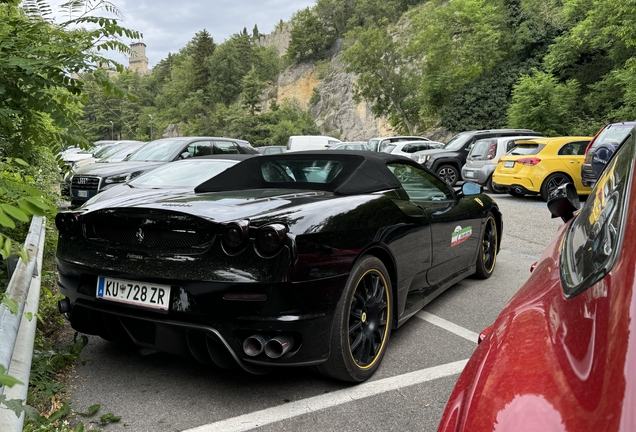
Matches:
[[222, 220, 250, 253], [487, 141, 497, 159], [55, 212, 81, 236], [516, 157, 541, 166], [255, 224, 288, 257]]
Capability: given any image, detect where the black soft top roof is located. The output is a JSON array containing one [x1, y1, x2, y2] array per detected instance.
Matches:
[[194, 150, 422, 195]]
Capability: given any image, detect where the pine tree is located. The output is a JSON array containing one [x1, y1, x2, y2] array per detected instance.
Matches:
[[241, 66, 265, 115], [252, 24, 260, 39], [191, 29, 216, 92]]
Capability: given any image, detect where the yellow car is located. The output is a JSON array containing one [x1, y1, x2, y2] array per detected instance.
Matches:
[[492, 136, 593, 200]]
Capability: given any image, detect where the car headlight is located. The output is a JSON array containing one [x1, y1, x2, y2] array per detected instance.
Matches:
[[103, 172, 133, 184], [103, 171, 144, 185]]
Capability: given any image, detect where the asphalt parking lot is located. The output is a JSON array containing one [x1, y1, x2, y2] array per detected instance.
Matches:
[[65, 193, 564, 432]]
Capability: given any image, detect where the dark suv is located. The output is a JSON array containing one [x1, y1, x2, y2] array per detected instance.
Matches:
[[412, 129, 543, 185], [581, 121, 635, 187], [70, 137, 258, 207]]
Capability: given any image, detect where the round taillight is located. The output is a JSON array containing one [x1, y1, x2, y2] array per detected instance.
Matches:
[[55, 212, 80, 236], [222, 220, 250, 253], [255, 224, 287, 256]]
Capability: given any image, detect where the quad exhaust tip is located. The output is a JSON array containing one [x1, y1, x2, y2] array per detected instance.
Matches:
[[264, 334, 293, 359], [243, 334, 269, 357], [243, 333, 294, 358]]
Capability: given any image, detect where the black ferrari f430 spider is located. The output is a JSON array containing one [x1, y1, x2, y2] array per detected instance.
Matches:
[[55, 151, 502, 382]]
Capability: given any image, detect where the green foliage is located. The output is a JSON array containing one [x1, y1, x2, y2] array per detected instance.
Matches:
[[342, 23, 421, 134], [407, 0, 512, 111], [441, 59, 540, 131], [507, 70, 581, 135], [191, 29, 217, 93], [241, 66, 266, 116], [0, 364, 23, 387], [0, 0, 141, 155], [287, 8, 337, 62], [310, 88, 321, 106], [207, 32, 256, 105]]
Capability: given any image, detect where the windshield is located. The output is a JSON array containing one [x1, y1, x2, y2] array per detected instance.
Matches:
[[261, 159, 344, 183], [129, 159, 238, 188], [508, 144, 544, 155], [443, 133, 471, 151], [468, 139, 492, 159], [126, 139, 186, 162], [101, 144, 144, 163], [595, 124, 634, 147], [383, 145, 396, 153], [367, 139, 380, 152]]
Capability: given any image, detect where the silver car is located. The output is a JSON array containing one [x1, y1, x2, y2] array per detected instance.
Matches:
[[462, 136, 540, 192]]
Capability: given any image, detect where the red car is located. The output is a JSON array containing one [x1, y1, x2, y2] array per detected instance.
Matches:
[[438, 127, 636, 431]]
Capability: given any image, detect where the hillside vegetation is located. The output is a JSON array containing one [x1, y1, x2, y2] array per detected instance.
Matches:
[[79, 0, 636, 143]]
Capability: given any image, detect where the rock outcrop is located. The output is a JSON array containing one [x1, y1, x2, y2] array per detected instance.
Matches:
[[260, 32, 392, 141]]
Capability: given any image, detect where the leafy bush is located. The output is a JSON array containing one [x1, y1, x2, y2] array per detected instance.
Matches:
[[441, 59, 540, 131]]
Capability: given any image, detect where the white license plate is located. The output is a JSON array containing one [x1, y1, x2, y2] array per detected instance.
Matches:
[[464, 171, 474, 178], [77, 190, 89, 198], [96, 277, 171, 311], [504, 161, 515, 168]]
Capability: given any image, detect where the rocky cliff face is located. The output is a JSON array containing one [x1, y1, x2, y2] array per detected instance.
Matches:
[[258, 31, 392, 141]]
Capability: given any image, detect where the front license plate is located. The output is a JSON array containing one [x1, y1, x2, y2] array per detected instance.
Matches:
[[504, 161, 515, 168], [76, 190, 89, 198], [464, 171, 474, 178], [96, 277, 171, 311]]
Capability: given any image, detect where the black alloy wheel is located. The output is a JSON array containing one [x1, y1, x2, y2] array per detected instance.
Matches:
[[437, 165, 459, 186], [318, 256, 392, 382], [474, 213, 498, 279], [541, 173, 571, 201]]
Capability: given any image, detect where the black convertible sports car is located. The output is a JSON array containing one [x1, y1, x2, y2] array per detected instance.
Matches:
[[55, 151, 502, 382]]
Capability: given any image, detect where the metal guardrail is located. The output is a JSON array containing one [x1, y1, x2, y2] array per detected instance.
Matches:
[[0, 216, 46, 431]]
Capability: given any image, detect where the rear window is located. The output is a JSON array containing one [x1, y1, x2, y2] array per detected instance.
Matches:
[[469, 139, 496, 159], [508, 144, 545, 155], [593, 124, 634, 149], [559, 131, 634, 298], [261, 159, 344, 183]]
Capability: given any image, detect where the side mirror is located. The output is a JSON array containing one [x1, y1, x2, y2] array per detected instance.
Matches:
[[547, 183, 580, 222], [180, 152, 191, 159], [461, 182, 481, 196]]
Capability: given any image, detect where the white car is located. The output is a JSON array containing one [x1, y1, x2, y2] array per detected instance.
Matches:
[[366, 136, 431, 152], [382, 140, 444, 158]]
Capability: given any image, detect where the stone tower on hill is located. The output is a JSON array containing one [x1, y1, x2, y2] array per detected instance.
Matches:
[[129, 42, 149, 74]]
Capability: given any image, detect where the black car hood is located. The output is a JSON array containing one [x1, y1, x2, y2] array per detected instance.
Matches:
[[73, 161, 166, 177]]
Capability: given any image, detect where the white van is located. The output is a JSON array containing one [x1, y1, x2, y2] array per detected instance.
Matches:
[[287, 135, 341, 152]]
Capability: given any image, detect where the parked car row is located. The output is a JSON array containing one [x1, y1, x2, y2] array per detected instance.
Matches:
[[67, 137, 258, 207], [412, 129, 543, 186]]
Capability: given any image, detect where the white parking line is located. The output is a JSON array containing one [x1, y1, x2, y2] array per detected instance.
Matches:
[[415, 311, 479, 344], [183, 359, 468, 432]]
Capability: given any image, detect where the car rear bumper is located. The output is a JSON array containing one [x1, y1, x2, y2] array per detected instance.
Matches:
[[462, 165, 495, 185], [492, 172, 539, 193], [57, 259, 348, 370]]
